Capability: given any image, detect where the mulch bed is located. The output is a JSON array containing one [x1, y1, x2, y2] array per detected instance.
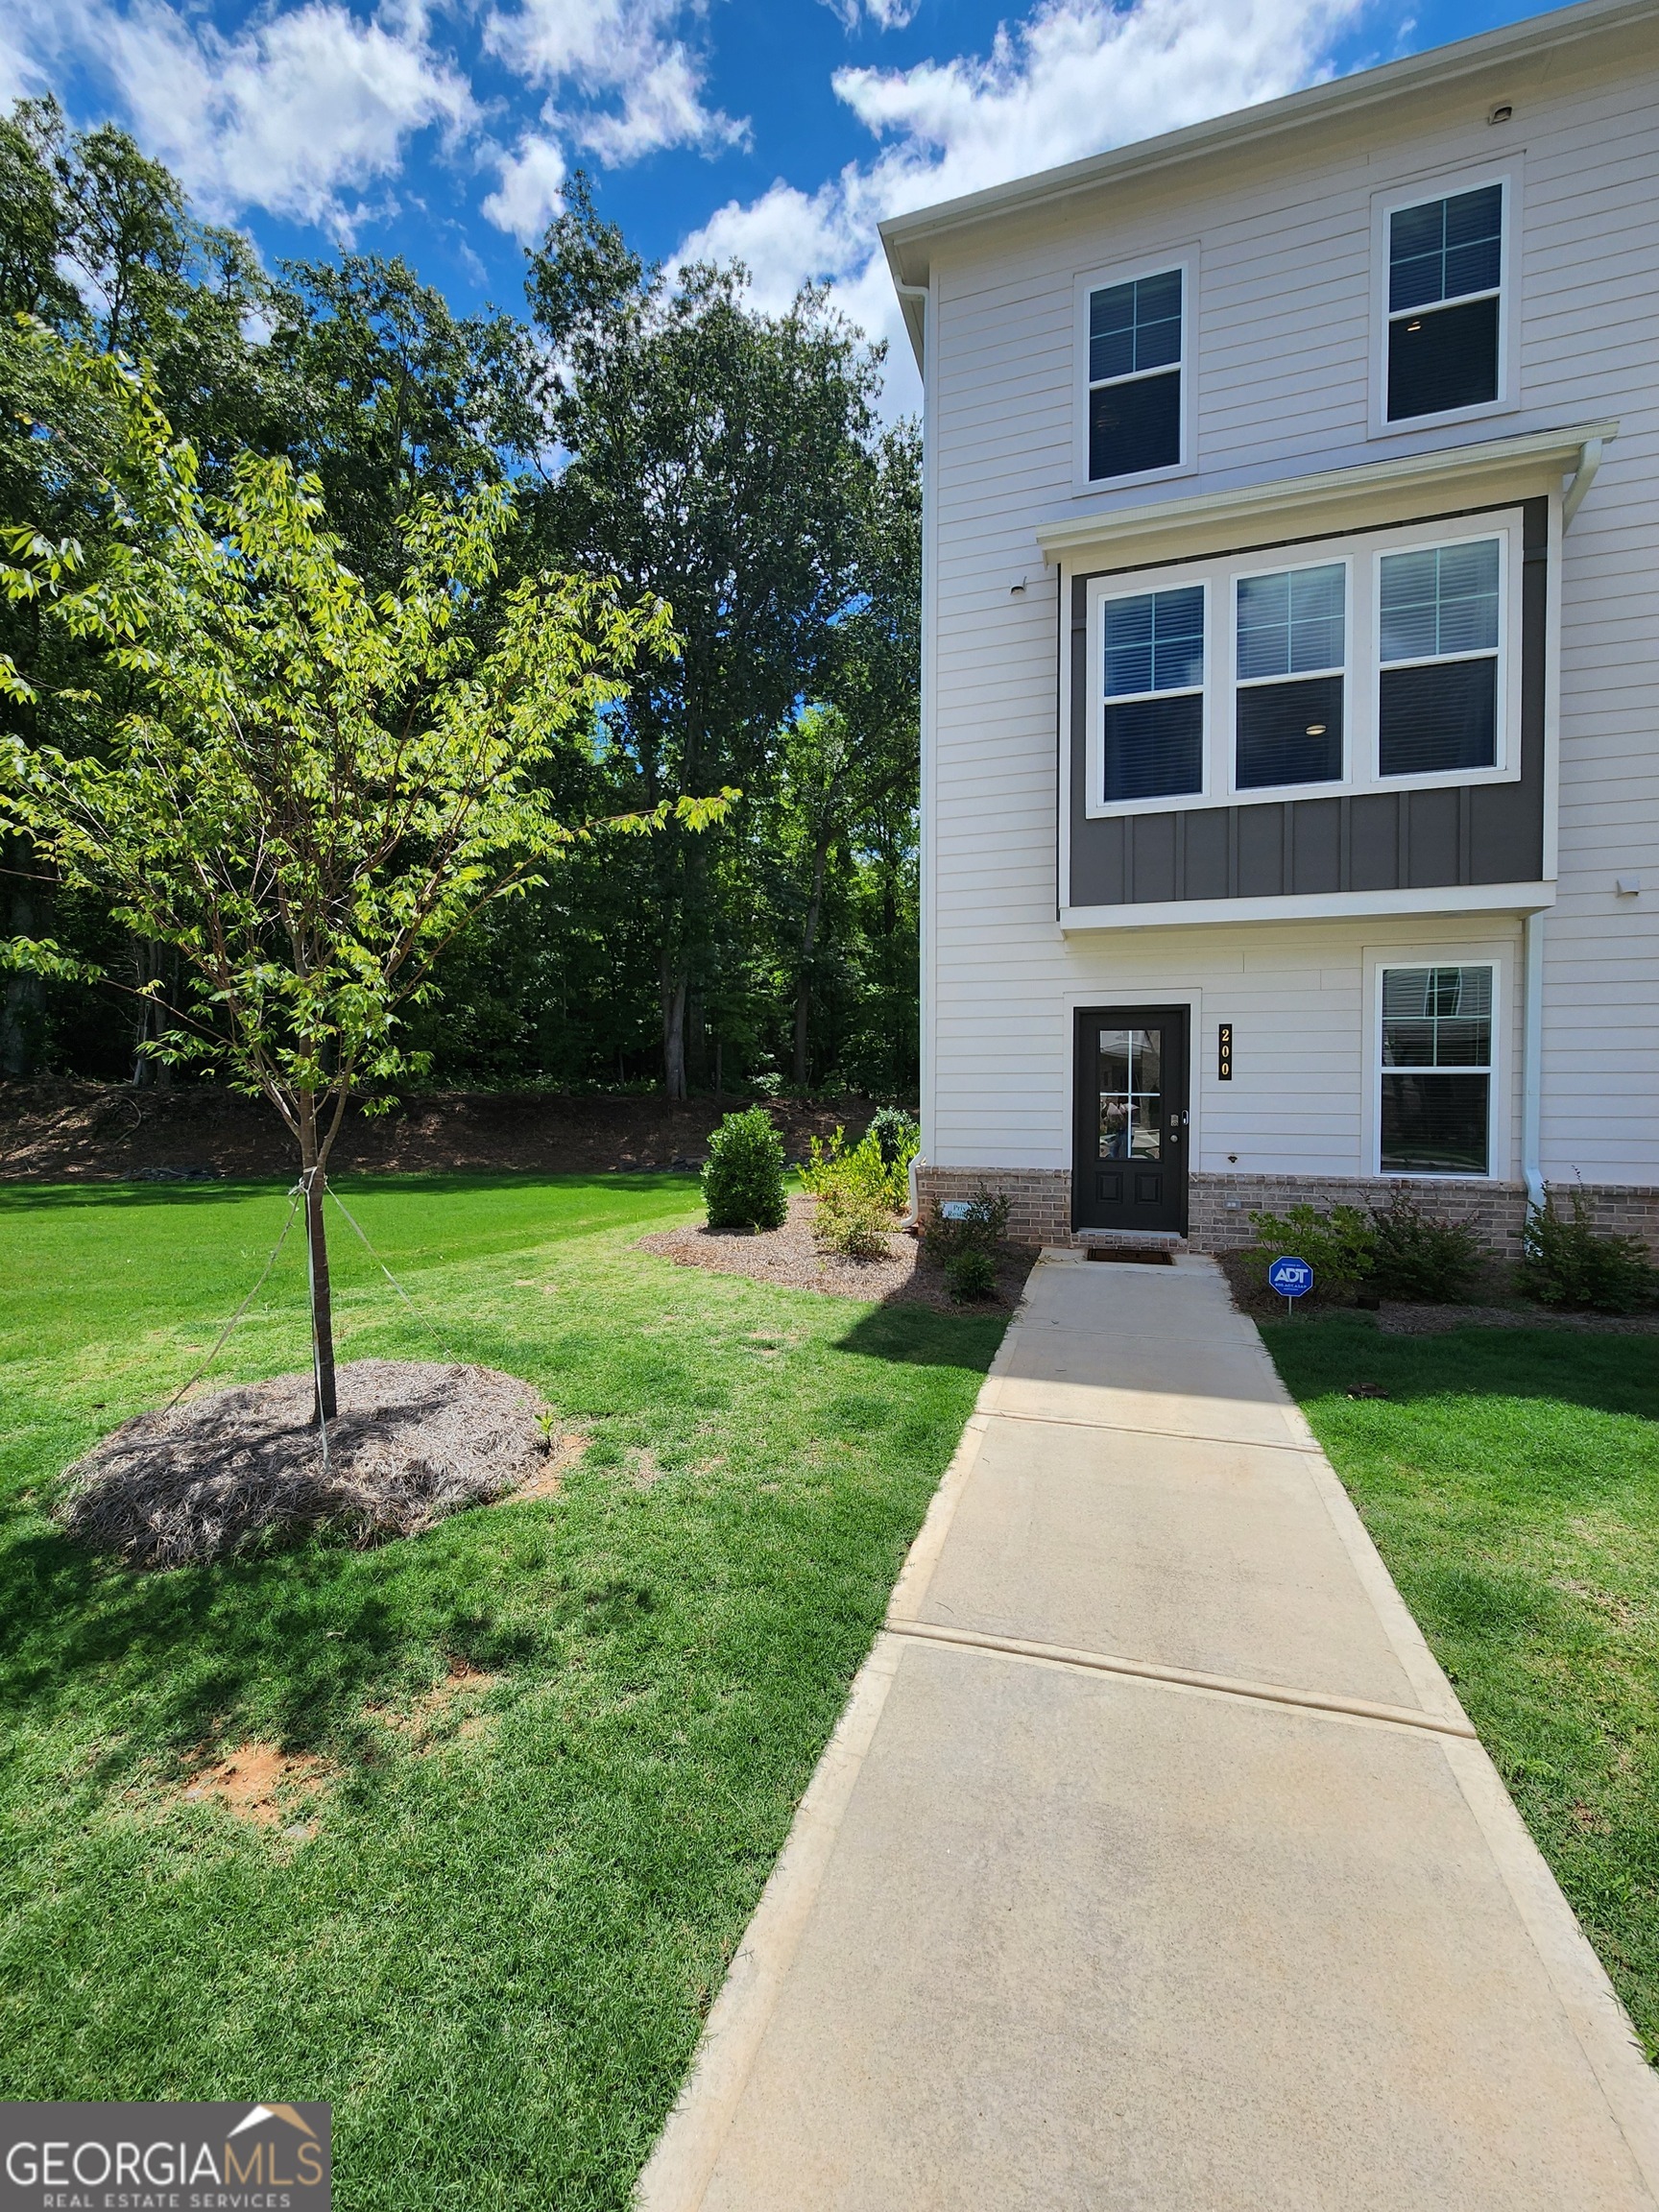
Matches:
[[58, 1359, 555, 1570], [637, 1193, 1034, 1315], [1216, 1246, 1659, 1334]]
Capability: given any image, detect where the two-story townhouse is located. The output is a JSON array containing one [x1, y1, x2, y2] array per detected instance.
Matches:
[[883, 0, 1659, 1257]]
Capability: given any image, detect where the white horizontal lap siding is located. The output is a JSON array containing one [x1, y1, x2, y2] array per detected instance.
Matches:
[[921, 39, 1659, 1187]]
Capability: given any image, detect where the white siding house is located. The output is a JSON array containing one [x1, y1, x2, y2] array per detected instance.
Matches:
[[882, 0, 1659, 1253]]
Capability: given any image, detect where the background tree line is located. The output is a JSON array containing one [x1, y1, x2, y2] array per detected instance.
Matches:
[[0, 105, 920, 1101]]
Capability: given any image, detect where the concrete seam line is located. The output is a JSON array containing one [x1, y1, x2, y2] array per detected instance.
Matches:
[[981, 1406, 1325, 1453], [634, 1637, 905, 2212], [1440, 1733, 1659, 2200], [885, 1619, 1481, 1740]]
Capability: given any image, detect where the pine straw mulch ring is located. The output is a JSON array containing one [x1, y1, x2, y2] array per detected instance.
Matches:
[[56, 1358, 565, 1571]]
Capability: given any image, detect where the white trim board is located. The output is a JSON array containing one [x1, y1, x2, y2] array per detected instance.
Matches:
[[1060, 880, 1556, 933], [1036, 421, 1616, 562]]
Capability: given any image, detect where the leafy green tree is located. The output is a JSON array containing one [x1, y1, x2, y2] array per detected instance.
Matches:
[[524, 179, 884, 1097], [0, 98, 275, 1074], [0, 337, 713, 1413], [264, 254, 541, 586]]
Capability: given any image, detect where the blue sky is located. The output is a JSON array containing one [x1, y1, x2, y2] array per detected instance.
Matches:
[[2, 0, 1563, 413]]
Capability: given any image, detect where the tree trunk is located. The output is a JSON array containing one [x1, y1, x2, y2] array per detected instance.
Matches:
[[1, 836, 44, 1076], [299, 1093, 338, 1423], [792, 833, 832, 1088], [661, 954, 688, 1101]]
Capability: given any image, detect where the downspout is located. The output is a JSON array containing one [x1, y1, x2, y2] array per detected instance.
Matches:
[[1521, 907, 1545, 1216], [1520, 437, 1604, 1216], [898, 277, 931, 1230]]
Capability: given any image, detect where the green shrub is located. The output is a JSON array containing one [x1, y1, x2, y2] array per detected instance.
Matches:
[[1247, 1202, 1376, 1300], [866, 1107, 921, 1174], [1519, 1190, 1659, 1313], [1366, 1193, 1485, 1304], [802, 1123, 910, 1214], [702, 1107, 787, 1231], [813, 1183, 893, 1260], [923, 1185, 1011, 1262], [945, 1248, 998, 1301]]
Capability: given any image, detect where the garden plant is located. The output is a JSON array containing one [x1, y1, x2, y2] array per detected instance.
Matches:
[[701, 1106, 788, 1231]]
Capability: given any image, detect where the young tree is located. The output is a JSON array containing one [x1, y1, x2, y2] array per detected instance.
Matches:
[[0, 337, 715, 1417]]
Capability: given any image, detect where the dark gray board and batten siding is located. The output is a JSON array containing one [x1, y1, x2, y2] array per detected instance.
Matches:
[[1066, 496, 1548, 909]]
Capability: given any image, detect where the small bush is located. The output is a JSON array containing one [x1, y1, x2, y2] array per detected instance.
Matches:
[[813, 1184, 893, 1260], [1247, 1202, 1376, 1300], [945, 1248, 998, 1302], [1519, 1190, 1659, 1313], [923, 1185, 1011, 1262], [866, 1107, 921, 1174], [1366, 1193, 1485, 1304], [702, 1108, 787, 1231], [802, 1123, 911, 1214]]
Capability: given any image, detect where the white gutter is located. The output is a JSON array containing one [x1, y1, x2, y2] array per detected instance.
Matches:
[[1521, 909, 1547, 1215], [1035, 421, 1618, 562]]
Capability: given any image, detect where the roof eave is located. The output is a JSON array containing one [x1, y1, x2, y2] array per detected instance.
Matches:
[[878, 0, 1655, 283]]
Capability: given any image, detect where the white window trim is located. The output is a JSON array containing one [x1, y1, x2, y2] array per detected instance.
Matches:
[[1227, 554, 1353, 802], [1369, 164, 1520, 441], [1094, 576, 1211, 814], [1082, 506, 1526, 822], [1369, 954, 1503, 1181], [1368, 523, 1514, 785], [1073, 250, 1197, 496]]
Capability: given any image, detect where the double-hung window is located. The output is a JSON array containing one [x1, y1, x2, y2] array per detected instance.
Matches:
[[1085, 511, 1520, 821], [1087, 268, 1184, 481], [1101, 585, 1205, 803], [1378, 539, 1501, 777], [1386, 182, 1503, 421], [1234, 563, 1345, 789], [1379, 964, 1493, 1174]]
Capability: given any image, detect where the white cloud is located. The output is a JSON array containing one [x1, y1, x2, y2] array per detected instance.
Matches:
[[821, 0, 920, 32], [676, 0, 1370, 415], [484, 0, 747, 171], [483, 132, 568, 240], [5, 0, 476, 234]]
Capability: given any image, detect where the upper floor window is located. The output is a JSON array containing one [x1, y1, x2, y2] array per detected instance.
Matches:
[[1378, 539, 1501, 777], [1088, 268, 1184, 482], [1235, 562, 1346, 790], [1101, 584, 1204, 801], [1386, 183, 1503, 421], [1082, 510, 1522, 820]]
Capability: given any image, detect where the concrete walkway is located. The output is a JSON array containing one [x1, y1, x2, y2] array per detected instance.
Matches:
[[640, 1252, 1659, 2211]]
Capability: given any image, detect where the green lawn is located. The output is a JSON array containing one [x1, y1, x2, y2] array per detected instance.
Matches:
[[1265, 1314, 1659, 2059], [0, 1175, 1002, 2209]]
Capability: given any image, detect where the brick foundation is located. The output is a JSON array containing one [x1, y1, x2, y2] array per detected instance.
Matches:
[[915, 1164, 1659, 1257]]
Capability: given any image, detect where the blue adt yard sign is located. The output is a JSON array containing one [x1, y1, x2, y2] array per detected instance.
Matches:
[[1267, 1255, 1314, 1303]]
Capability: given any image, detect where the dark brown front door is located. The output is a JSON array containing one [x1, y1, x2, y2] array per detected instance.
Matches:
[[1073, 1006, 1190, 1235]]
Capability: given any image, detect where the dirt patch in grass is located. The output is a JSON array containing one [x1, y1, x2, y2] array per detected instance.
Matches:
[[370, 1660, 502, 1747], [177, 1742, 337, 1830], [638, 1193, 1034, 1313], [59, 1359, 552, 1569]]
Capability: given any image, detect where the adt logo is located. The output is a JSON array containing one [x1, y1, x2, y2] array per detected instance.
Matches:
[[1267, 1255, 1314, 1298]]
